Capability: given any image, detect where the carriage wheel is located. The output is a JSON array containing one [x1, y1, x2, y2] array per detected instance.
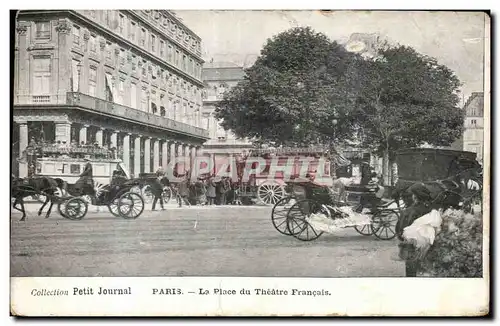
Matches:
[[257, 182, 286, 205], [81, 195, 93, 206], [57, 199, 69, 218], [62, 197, 88, 220], [371, 209, 399, 240], [286, 199, 325, 241], [271, 196, 297, 235], [107, 198, 121, 217], [162, 186, 173, 204], [354, 223, 373, 236], [117, 192, 145, 219], [141, 185, 154, 204]]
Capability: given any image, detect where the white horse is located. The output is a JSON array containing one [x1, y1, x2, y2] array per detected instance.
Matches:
[[331, 177, 356, 202]]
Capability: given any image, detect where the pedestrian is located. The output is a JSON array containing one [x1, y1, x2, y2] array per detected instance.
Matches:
[[396, 183, 435, 277], [206, 176, 216, 205], [151, 173, 165, 211], [177, 174, 190, 207], [219, 177, 230, 205], [197, 179, 207, 205]]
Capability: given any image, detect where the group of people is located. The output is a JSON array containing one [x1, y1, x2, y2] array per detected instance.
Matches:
[[151, 167, 238, 209]]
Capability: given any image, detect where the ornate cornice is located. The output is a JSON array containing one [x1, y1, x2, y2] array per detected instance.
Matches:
[[55, 19, 71, 34], [16, 23, 28, 36]]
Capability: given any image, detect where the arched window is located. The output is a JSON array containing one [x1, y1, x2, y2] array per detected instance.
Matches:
[[151, 102, 157, 114], [160, 106, 166, 117]]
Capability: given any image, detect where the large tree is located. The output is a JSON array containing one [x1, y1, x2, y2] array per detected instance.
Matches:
[[214, 27, 360, 147], [353, 44, 464, 184]]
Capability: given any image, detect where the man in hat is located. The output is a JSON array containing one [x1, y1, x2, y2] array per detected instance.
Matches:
[[151, 173, 165, 211], [156, 166, 165, 177], [177, 174, 190, 207]]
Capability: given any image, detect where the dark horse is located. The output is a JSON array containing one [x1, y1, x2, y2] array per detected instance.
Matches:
[[11, 175, 65, 221]]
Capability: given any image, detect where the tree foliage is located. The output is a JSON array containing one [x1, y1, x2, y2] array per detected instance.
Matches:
[[214, 27, 360, 147], [353, 45, 464, 158], [214, 27, 464, 167]]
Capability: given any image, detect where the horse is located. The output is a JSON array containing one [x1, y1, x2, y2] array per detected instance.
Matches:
[[11, 176, 65, 221], [331, 177, 355, 203]]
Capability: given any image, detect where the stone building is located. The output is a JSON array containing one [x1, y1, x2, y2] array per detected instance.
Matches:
[[13, 10, 209, 177], [462, 92, 484, 164], [201, 62, 253, 161]]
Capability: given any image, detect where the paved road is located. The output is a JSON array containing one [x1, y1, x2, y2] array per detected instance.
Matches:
[[11, 203, 404, 277]]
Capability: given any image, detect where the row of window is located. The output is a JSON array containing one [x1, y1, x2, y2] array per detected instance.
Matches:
[[31, 56, 201, 111], [78, 10, 201, 77], [71, 59, 200, 109], [69, 31, 203, 102], [71, 22, 202, 80], [83, 10, 201, 53]]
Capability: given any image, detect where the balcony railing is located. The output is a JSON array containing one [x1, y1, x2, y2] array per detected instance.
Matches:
[[66, 92, 209, 139], [15, 94, 68, 105]]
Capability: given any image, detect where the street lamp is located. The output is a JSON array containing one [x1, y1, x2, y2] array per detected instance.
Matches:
[[76, 62, 82, 93]]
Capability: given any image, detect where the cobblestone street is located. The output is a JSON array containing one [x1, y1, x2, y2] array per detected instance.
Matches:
[[11, 204, 404, 277]]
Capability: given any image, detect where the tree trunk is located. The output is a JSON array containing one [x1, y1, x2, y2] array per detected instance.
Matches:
[[382, 149, 390, 186], [382, 136, 390, 186]]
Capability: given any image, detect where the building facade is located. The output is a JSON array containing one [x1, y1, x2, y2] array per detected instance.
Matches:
[[201, 62, 253, 159], [14, 10, 209, 177], [462, 92, 484, 164]]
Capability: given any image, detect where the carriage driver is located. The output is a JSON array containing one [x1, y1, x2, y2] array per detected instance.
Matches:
[[74, 158, 93, 195]]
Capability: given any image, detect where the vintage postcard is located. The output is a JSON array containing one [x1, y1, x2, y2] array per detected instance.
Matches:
[[10, 9, 490, 316]]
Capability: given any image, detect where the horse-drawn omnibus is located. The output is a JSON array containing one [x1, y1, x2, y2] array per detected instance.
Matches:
[[28, 144, 126, 201], [204, 146, 335, 205]]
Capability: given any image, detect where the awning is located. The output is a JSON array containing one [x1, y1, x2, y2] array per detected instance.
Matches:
[[105, 74, 116, 102]]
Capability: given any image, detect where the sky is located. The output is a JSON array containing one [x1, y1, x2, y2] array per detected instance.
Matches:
[[174, 10, 487, 104]]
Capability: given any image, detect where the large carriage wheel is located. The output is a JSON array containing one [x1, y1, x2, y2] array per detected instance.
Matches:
[[58, 197, 88, 220], [271, 196, 297, 235], [257, 182, 286, 205], [354, 223, 374, 236], [57, 199, 69, 218], [107, 198, 121, 217], [286, 199, 326, 241], [162, 186, 173, 204], [117, 192, 145, 219], [371, 209, 399, 240]]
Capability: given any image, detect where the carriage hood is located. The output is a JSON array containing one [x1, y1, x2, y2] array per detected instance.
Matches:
[[117, 163, 131, 179]]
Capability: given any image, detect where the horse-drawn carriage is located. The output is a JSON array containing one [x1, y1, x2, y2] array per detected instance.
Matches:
[[270, 147, 483, 242], [393, 148, 483, 213], [56, 162, 145, 220], [271, 179, 400, 241], [12, 144, 146, 221]]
